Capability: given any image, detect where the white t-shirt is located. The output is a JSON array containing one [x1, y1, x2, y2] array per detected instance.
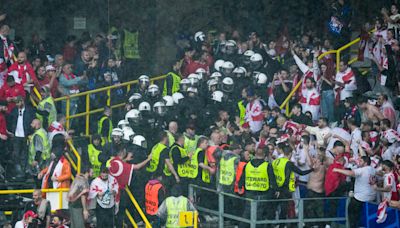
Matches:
[[14, 221, 25, 228], [383, 172, 397, 200], [350, 128, 362, 159], [353, 166, 376, 202], [291, 145, 316, 182]]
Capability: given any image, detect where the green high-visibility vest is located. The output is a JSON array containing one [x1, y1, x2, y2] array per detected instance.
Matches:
[[163, 72, 181, 96], [123, 30, 140, 59], [29, 128, 50, 165], [147, 143, 171, 176], [219, 156, 237, 186], [202, 153, 211, 184], [36, 96, 57, 128], [272, 157, 295, 192], [237, 100, 246, 126], [184, 135, 198, 155], [165, 196, 188, 228], [98, 116, 113, 146], [166, 131, 175, 148], [88, 144, 102, 177], [170, 144, 191, 178], [245, 161, 270, 191]]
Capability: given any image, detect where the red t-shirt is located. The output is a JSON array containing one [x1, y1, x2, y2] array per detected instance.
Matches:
[[0, 83, 26, 113], [325, 161, 346, 196], [0, 112, 7, 135], [7, 62, 37, 86], [38, 77, 59, 98]]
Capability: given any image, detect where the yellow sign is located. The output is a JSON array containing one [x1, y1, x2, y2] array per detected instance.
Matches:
[[178, 211, 194, 227]]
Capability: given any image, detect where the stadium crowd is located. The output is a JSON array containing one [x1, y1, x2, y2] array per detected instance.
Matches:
[[1, 0, 400, 227]]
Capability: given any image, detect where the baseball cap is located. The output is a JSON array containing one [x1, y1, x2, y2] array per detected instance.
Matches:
[[24, 210, 38, 219]]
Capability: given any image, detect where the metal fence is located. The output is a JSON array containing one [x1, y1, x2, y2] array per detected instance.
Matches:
[[189, 184, 349, 228]]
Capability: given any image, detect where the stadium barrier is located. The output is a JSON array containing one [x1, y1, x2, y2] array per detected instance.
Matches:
[[189, 184, 349, 228]]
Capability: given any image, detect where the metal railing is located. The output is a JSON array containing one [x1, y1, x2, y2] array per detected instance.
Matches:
[[0, 188, 69, 213], [125, 186, 152, 228], [189, 184, 349, 228], [54, 75, 167, 134]]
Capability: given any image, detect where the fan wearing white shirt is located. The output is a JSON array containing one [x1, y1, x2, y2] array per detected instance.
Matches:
[[333, 156, 376, 228], [347, 117, 362, 159]]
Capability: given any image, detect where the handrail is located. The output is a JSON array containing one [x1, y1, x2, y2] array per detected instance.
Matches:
[[67, 140, 81, 174], [0, 188, 69, 211], [54, 74, 167, 102], [125, 186, 151, 228]]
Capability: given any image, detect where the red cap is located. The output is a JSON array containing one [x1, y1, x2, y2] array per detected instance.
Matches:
[[24, 210, 38, 219]]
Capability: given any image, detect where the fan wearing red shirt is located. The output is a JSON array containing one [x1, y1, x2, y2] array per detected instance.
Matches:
[[325, 155, 347, 220], [0, 75, 26, 113], [0, 102, 8, 145], [183, 51, 211, 77], [109, 148, 152, 228], [7, 51, 37, 86]]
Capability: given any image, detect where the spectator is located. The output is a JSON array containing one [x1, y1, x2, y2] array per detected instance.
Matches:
[[334, 60, 356, 104], [305, 117, 331, 147], [290, 103, 313, 126], [333, 156, 376, 228], [68, 167, 91, 228], [88, 166, 119, 228], [24, 189, 51, 228], [14, 210, 37, 228], [7, 51, 37, 89], [0, 75, 26, 114], [7, 96, 35, 168], [377, 93, 397, 128]]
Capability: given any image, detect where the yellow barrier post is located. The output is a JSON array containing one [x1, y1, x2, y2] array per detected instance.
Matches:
[[67, 140, 81, 174], [125, 209, 139, 228], [86, 94, 90, 136], [107, 88, 111, 106], [285, 102, 290, 116], [66, 98, 70, 129], [125, 186, 151, 228]]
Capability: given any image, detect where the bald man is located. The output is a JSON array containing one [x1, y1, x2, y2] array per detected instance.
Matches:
[[28, 119, 50, 171], [7, 51, 37, 87], [166, 121, 178, 147]]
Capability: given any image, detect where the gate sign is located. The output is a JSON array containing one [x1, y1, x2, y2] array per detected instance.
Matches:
[[179, 211, 194, 227]]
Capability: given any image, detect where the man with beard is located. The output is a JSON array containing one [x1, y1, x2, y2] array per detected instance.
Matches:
[[24, 189, 51, 228], [299, 77, 320, 121], [89, 166, 119, 228], [7, 51, 37, 89], [37, 65, 59, 98]]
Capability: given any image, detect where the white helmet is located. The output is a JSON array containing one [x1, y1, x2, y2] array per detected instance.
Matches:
[[221, 61, 235, 76], [243, 50, 255, 65], [163, 95, 174, 107], [232, 67, 247, 78], [118, 119, 129, 129], [254, 72, 268, 85], [195, 68, 207, 81], [180, 78, 190, 92], [153, 101, 166, 116], [194, 31, 205, 42], [138, 101, 151, 112], [172, 92, 184, 104], [211, 91, 224, 102], [111, 128, 124, 137], [128, 93, 142, 104], [187, 74, 200, 87], [210, 71, 223, 81], [122, 126, 135, 142], [138, 75, 150, 87], [250, 53, 263, 69], [214, 59, 225, 72], [125, 109, 141, 125], [132, 135, 147, 148], [148, 84, 160, 97], [221, 77, 234, 93], [187, 87, 198, 94], [207, 79, 219, 91], [225, 40, 237, 55]]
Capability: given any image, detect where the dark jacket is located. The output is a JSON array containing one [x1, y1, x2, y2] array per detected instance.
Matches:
[[7, 105, 36, 137]]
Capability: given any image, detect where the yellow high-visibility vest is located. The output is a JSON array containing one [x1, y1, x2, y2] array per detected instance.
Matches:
[[272, 157, 295, 192], [245, 161, 269, 191]]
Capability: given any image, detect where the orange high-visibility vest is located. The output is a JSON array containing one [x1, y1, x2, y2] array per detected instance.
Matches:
[[145, 182, 163, 215], [234, 161, 247, 195]]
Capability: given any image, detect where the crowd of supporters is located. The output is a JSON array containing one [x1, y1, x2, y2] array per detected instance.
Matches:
[[2, 1, 400, 227]]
